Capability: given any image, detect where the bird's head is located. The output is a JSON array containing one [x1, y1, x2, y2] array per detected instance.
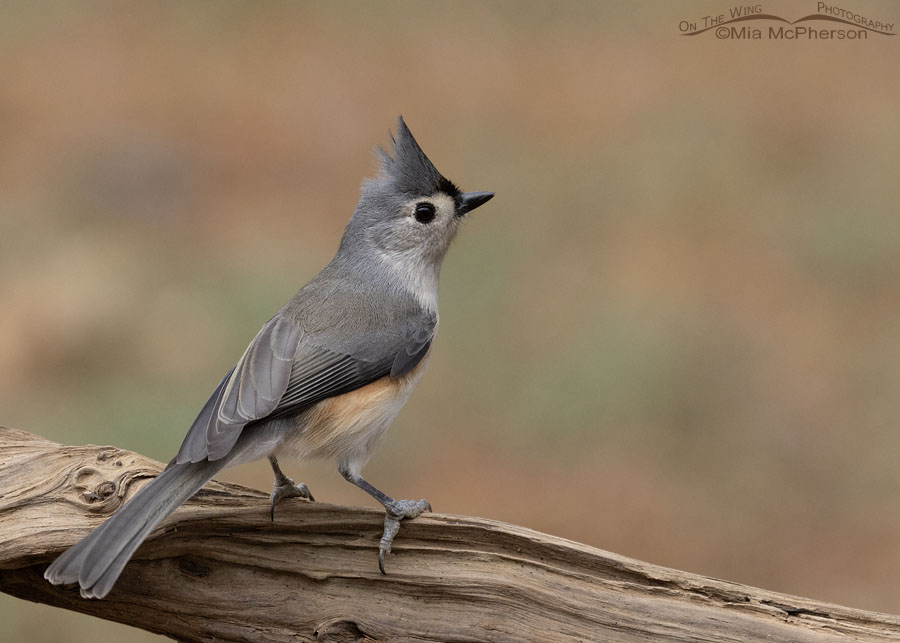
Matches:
[[341, 117, 494, 267]]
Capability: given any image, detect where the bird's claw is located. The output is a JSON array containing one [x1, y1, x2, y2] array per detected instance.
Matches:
[[269, 478, 314, 521], [378, 498, 431, 574]]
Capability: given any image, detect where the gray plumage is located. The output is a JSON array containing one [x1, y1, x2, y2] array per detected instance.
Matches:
[[44, 116, 493, 599]]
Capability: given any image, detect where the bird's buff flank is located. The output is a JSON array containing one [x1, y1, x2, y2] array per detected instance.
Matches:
[[44, 117, 494, 599]]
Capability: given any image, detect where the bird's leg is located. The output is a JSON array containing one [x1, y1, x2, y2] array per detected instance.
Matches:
[[339, 462, 430, 574], [269, 456, 314, 521]]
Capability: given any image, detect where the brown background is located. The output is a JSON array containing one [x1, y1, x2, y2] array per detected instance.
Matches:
[[2, 2, 900, 640]]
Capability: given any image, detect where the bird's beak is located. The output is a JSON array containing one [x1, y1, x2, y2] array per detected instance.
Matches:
[[456, 191, 495, 216]]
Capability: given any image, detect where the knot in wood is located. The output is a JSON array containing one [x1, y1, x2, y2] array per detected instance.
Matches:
[[82, 480, 116, 504], [71, 466, 125, 512], [314, 617, 378, 642]]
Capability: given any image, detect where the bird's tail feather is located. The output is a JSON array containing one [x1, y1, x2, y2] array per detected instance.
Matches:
[[44, 458, 224, 599]]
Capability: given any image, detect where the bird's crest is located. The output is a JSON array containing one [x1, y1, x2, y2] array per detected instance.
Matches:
[[377, 116, 459, 198]]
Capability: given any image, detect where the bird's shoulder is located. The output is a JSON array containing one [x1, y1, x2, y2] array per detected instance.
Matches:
[[283, 271, 436, 361]]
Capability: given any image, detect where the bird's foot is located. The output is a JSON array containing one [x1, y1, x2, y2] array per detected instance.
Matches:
[[378, 498, 431, 574], [269, 477, 314, 521]]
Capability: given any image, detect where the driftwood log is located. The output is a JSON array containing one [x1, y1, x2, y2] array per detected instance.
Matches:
[[2, 426, 900, 642]]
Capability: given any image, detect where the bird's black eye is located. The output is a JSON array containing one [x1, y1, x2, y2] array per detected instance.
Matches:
[[414, 202, 436, 224]]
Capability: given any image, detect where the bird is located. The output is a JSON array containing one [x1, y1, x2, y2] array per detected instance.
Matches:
[[44, 116, 494, 599]]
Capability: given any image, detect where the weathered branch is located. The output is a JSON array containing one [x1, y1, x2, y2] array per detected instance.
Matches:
[[1, 426, 899, 642]]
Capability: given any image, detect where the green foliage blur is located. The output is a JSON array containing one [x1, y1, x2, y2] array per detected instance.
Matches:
[[3, 1, 900, 639]]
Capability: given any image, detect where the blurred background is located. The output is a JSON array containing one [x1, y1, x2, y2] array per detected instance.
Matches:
[[3, 1, 900, 640]]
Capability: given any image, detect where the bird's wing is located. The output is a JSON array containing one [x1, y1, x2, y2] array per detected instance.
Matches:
[[390, 313, 437, 377], [175, 309, 437, 464]]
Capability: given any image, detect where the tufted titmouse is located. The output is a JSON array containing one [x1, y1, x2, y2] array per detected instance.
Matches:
[[44, 117, 494, 599]]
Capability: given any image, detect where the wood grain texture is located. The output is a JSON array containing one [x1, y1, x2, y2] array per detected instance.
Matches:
[[1, 425, 899, 642]]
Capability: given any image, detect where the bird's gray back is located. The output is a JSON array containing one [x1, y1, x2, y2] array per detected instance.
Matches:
[[287, 260, 430, 360]]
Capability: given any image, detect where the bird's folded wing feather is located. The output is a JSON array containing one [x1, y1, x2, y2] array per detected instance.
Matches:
[[175, 310, 437, 464]]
